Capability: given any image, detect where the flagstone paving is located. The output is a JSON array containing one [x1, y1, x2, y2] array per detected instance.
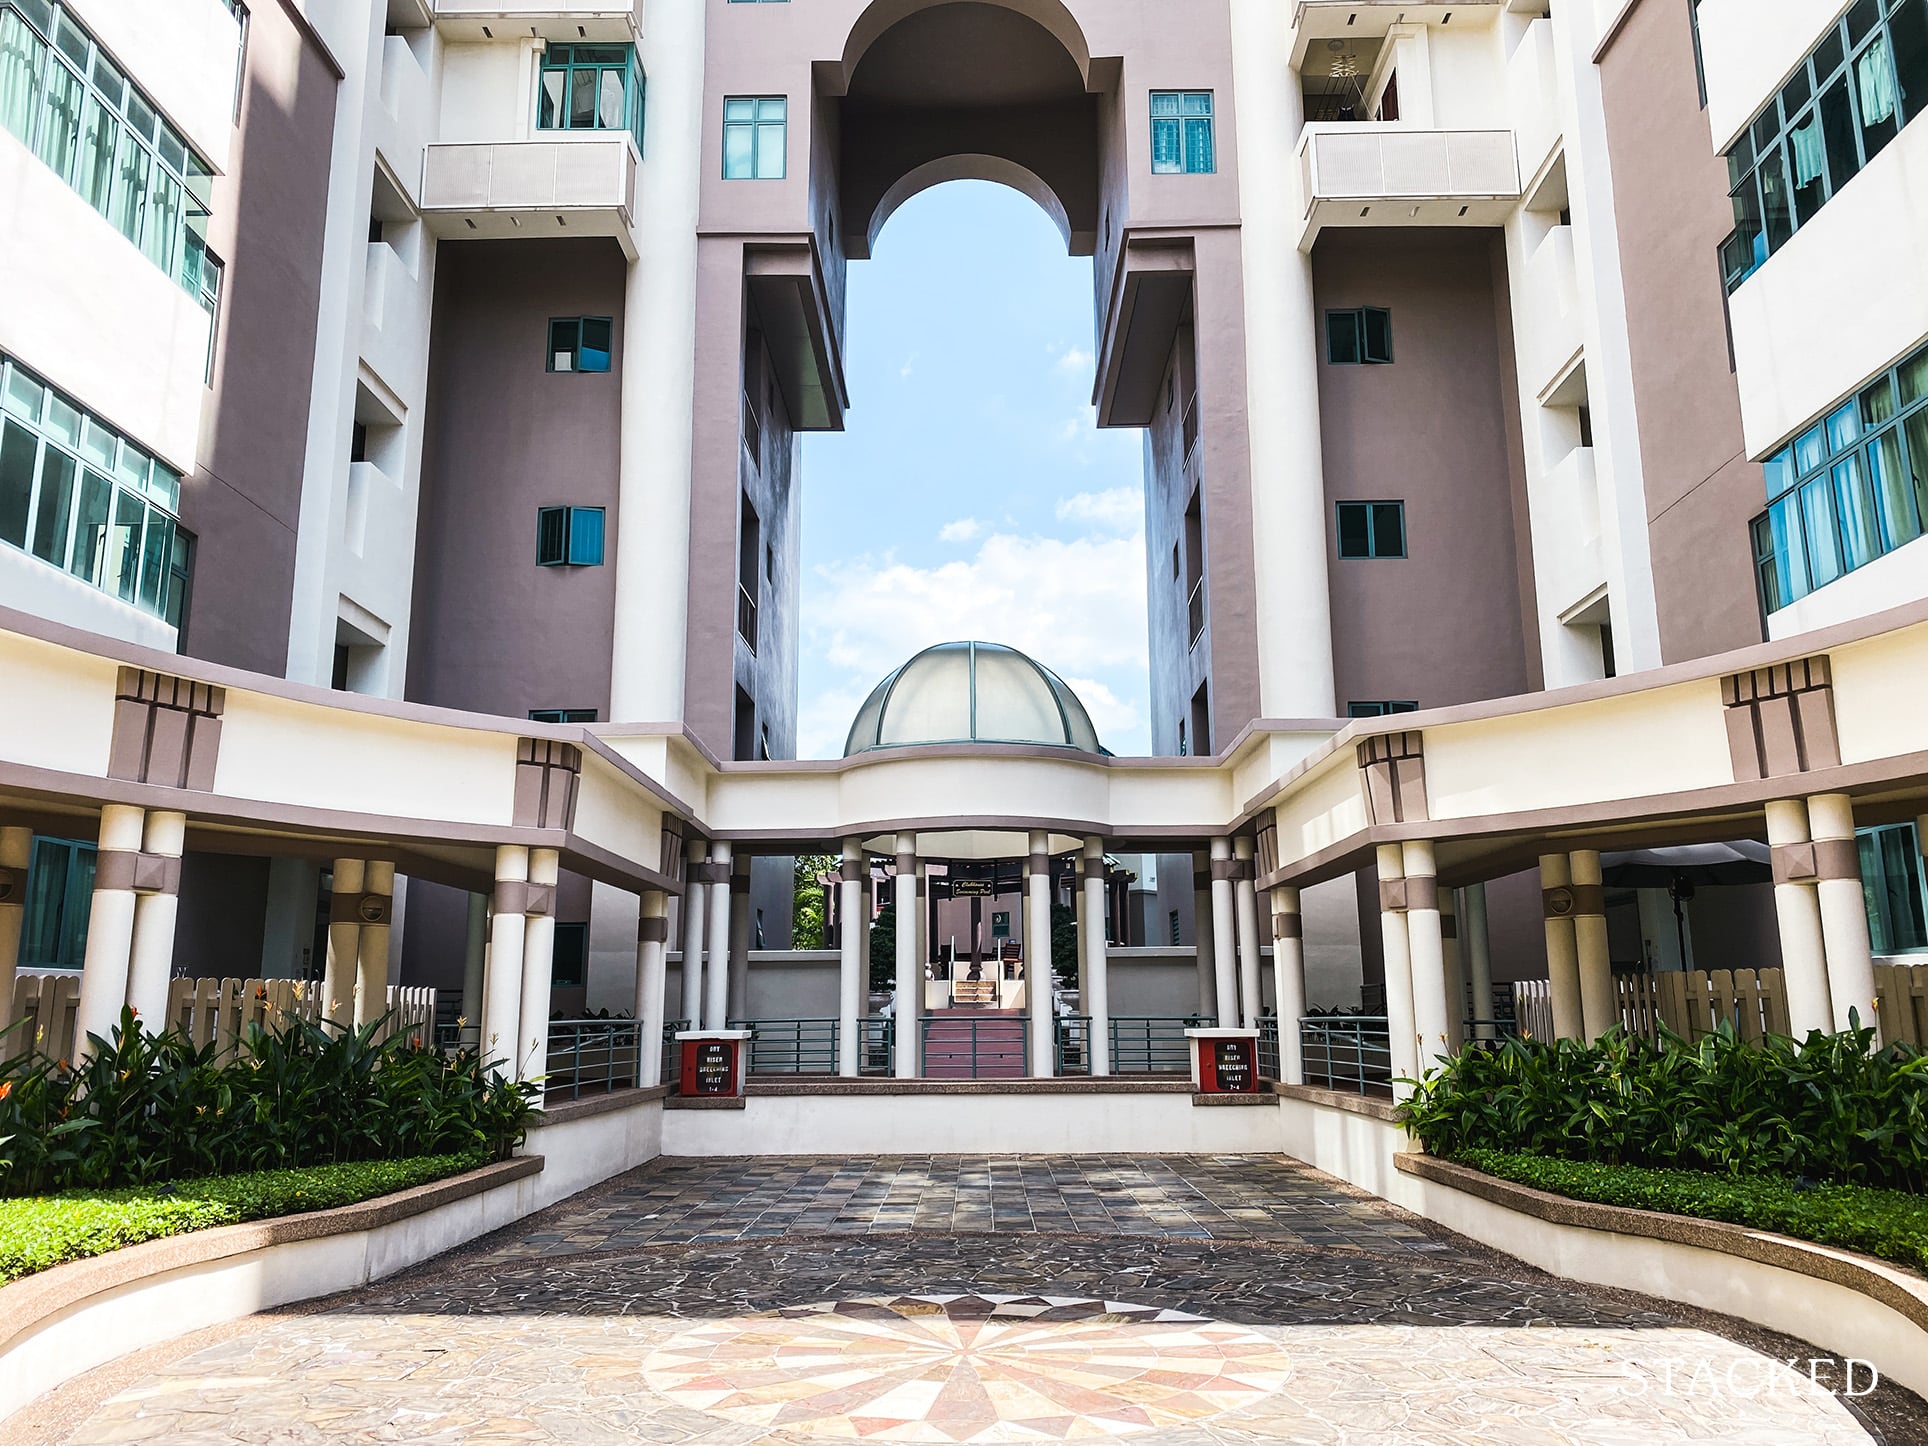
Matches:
[[46, 1155, 1901, 1444]]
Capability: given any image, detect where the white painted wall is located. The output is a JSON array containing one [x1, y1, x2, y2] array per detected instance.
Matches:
[[1697, 0, 1849, 151], [0, 548, 177, 653], [1768, 533, 1928, 642], [1426, 19, 1509, 129], [0, 137, 212, 470], [1728, 120, 1928, 459], [62, 0, 242, 171], [436, 41, 530, 145]]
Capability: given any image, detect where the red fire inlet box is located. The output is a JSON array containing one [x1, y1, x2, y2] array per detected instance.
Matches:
[[677, 1030, 750, 1098], [1185, 1028, 1260, 1093]]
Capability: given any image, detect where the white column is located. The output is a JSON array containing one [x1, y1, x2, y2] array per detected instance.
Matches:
[[728, 854, 752, 1022], [1026, 833, 1055, 1076], [837, 841, 864, 1077], [1377, 844, 1419, 1097], [635, 890, 669, 1086], [703, 841, 733, 1031], [461, 891, 488, 1046], [1209, 837, 1238, 1027], [1765, 799, 1831, 1036], [1233, 837, 1263, 1026], [1464, 881, 1495, 1041], [0, 825, 28, 1047], [124, 810, 186, 1032], [518, 847, 560, 1081], [1571, 849, 1617, 1040], [354, 860, 396, 1031], [321, 857, 363, 1028], [609, 0, 705, 721], [482, 846, 527, 1076], [1072, 862, 1088, 1005], [1810, 793, 1880, 1039], [1191, 849, 1217, 1020], [73, 804, 145, 1057], [1270, 884, 1307, 1085], [1082, 838, 1110, 1076], [1403, 841, 1451, 1070], [1541, 852, 1584, 1040], [1440, 888, 1465, 1053], [678, 838, 706, 1027], [894, 835, 919, 1078]]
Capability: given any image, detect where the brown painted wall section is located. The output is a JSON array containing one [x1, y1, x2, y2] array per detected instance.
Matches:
[[1598, 0, 1765, 663]]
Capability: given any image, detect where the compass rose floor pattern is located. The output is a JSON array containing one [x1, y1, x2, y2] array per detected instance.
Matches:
[[24, 1155, 1911, 1445]]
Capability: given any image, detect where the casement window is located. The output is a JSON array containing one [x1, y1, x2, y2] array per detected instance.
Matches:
[[536, 43, 645, 151], [723, 96, 786, 178], [1720, 0, 1928, 292], [529, 708, 597, 724], [1150, 91, 1214, 174], [1326, 307, 1394, 365], [1347, 700, 1419, 718], [0, 0, 222, 314], [1861, 822, 1928, 953], [1752, 344, 1928, 611], [535, 505, 605, 566], [19, 836, 94, 967], [0, 355, 190, 623], [547, 317, 613, 373], [1335, 500, 1407, 559]]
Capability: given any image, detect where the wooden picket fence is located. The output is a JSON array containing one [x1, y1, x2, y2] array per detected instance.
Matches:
[[1510, 963, 1927, 1046], [4, 972, 436, 1065]]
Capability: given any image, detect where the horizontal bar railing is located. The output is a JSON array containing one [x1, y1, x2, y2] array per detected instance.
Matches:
[[545, 1018, 642, 1100], [1054, 1014, 1089, 1074], [1257, 1016, 1281, 1081], [1106, 1016, 1201, 1074], [859, 1014, 895, 1075], [728, 1016, 839, 1075], [662, 1017, 689, 1084], [920, 1013, 1027, 1079], [1298, 1015, 1392, 1097]]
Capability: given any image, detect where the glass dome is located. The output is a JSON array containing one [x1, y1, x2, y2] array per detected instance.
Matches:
[[843, 642, 1105, 756]]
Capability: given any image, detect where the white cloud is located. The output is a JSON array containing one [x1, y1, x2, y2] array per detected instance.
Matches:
[[1054, 345, 1094, 376], [899, 351, 919, 379], [938, 517, 982, 544], [797, 528, 1150, 758], [1054, 487, 1142, 533]]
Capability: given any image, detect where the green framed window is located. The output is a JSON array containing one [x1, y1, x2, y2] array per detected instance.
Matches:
[[1861, 822, 1928, 954], [1720, 0, 1928, 292], [1335, 500, 1406, 559], [20, 836, 94, 968], [547, 316, 613, 373], [536, 42, 644, 152], [1752, 342, 1928, 612], [1326, 307, 1393, 365], [536, 505, 605, 567], [723, 96, 786, 179], [1347, 701, 1419, 718], [0, 1, 222, 308], [1150, 91, 1214, 174], [0, 354, 190, 623], [529, 707, 598, 724]]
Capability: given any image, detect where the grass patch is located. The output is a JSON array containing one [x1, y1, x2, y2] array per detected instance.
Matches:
[[1451, 1148, 1928, 1276], [0, 1151, 487, 1285]]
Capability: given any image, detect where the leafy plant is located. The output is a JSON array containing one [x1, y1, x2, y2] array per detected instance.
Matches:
[[792, 853, 836, 949]]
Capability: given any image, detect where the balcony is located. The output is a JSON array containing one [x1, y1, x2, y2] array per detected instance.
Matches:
[[1505, 17, 1561, 186], [374, 34, 433, 199], [420, 138, 639, 255], [431, 0, 642, 42], [1295, 124, 1520, 244], [1533, 446, 1606, 620], [1518, 223, 1582, 398]]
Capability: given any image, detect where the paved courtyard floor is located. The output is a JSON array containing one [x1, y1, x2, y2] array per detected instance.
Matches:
[[29, 1155, 1913, 1445]]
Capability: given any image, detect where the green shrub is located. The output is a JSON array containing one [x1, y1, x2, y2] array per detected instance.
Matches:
[[0, 1010, 537, 1197], [1398, 1020, 1928, 1191], [1453, 1149, 1928, 1275], [0, 1152, 485, 1283]]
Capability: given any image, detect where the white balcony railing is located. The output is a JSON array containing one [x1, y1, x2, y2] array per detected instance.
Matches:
[[1520, 223, 1582, 395], [1299, 124, 1521, 212], [1505, 17, 1561, 185], [1537, 446, 1606, 618], [430, 0, 642, 41], [421, 137, 637, 221]]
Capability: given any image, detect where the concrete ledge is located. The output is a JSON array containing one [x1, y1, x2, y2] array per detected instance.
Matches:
[[1271, 1081, 1400, 1123], [1396, 1153, 1928, 1398], [665, 1095, 748, 1110], [744, 1078, 1196, 1096], [540, 1083, 672, 1125], [1191, 1092, 1278, 1107]]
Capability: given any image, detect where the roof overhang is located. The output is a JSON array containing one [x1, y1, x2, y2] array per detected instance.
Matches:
[[745, 240, 848, 432], [1093, 235, 1194, 428]]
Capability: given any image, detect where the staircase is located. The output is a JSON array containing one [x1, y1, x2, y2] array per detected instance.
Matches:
[[922, 1008, 1027, 1079], [950, 977, 999, 1006]]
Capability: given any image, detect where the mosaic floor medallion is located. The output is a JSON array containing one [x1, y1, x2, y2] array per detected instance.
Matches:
[[642, 1292, 1295, 1442]]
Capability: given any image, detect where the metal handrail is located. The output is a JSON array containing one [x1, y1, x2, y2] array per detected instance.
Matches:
[[1298, 1014, 1392, 1097], [859, 1014, 894, 1075], [919, 1013, 1026, 1079], [661, 1017, 689, 1084], [1257, 1015, 1281, 1081], [727, 1016, 838, 1075], [1053, 1015, 1201, 1075], [546, 1017, 642, 1099]]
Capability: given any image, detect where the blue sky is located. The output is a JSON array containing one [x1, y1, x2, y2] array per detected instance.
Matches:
[[797, 181, 1151, 758]]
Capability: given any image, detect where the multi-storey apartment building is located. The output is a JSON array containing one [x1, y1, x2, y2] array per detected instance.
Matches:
[[0, 0, 1923, 1038]]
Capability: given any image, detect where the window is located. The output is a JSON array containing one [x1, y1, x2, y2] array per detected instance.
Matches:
[[0, 1, 222, 306], [535, 505, 605, 566], [1752, 343, 1928, 611], [551, 922, 588, 988], [20, 836, 94, 967], [1326, 308, 1394, 365], [529, 708, 597, 724], [547, 317, 613, 373], [1183, 489, 1205, 647], [737, 493, 760, 650], [1168, 909, 1181, 946], [1335, 500, 1407, 559], [1720, 0, 1928, 292], [723, 96, 786, 178], [1150, 91, 1214, 173], [1862, 822, 1928, 953], [1348, 700, 1420, 718], [536, 43, 644, 151], [0, 353, 189, 623]]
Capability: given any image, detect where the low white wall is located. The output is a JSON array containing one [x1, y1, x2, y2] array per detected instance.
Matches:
[[661, 1090, 1286, 1156], [524, 1094, 665, 1207], [1275, 1094, 1422, 1206]]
